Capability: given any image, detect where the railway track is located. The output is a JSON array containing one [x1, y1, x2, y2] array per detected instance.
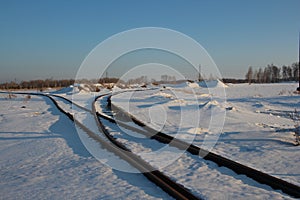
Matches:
[[2, 91, 201, 200], [4, 91, 300, 198], [96, 92, 300, 198]]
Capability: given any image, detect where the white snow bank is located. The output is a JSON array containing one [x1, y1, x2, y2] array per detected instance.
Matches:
[[52, 86, 76, 94], [187, 82, 200, 88], [199, 79, 228, 88], [187, 127, 210, 134], [52, 84, 104, 95], [199, 100, 220, 109], [153, 92, 173, 99], [160, 80, 227, 90]]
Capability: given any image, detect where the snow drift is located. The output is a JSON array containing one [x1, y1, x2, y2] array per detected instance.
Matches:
[[198, 79, 228, 88]]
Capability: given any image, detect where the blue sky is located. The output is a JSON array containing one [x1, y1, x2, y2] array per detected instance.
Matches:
[[0, 0, 299, 82]]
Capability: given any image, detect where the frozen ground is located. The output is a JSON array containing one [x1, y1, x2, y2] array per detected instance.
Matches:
[[1, 82, 299, 199], [0, 93, 171, 200], [112, 82, 300, 187]]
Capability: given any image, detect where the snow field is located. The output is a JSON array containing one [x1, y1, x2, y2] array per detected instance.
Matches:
[[100, 117, 292, 199], [112, 82, 300, 190], [2, 82, 299, 199], [0, 94, 172, 199]]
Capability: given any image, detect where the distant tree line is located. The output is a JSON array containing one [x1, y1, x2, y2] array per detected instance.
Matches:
[[160, 75, 176, 82], [245, 62, 299, 84], [98, 77, 121, 84], [1, 63, 298, 90], [0, 79, 75, 90], [222, 78, 248, 84], [122, 75, 177, 85]]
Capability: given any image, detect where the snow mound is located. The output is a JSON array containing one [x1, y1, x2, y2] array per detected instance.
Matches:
[[160, 80, 228, 90], [198, 93, 211, 97], [170, 99, 186, 104], [163, 81, 200, 89], [199, 100, 220, 109], [199, 79, 228, 88], [112, 85, 122, 92], [52, 86, 77, 94], [154, 92, 173, 99], [187, 127, 209, 134], [187, 82, 200, 88], [199, 100, 233, 111], [162, 82, 188, 89], [52, 84, 102, 95]]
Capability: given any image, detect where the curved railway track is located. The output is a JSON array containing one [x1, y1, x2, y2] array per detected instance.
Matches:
[[98, 92, 300, 198], [4, 90, 300, 198], [1, 91, 201, 200]]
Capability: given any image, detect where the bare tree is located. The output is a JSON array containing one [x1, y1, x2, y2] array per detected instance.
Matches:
[[282, 65, 288, 81], [292, 62, 299, 81], [245, 66, 253, 84], [271, 64, 280, 83], [257, 68, 263, 83]]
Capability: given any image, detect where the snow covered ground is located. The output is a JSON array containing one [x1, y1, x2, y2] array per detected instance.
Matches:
[[112, 81, 300, 188], [0, 93, 171, 199], [1, 81, 299, 199]]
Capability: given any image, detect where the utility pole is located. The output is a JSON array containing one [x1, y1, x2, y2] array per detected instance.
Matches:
[[298, 32, 300, 91], [198, 64, 202, 82]]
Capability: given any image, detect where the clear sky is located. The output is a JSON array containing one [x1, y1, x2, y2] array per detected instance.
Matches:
[[0, 0, 299, 82]]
